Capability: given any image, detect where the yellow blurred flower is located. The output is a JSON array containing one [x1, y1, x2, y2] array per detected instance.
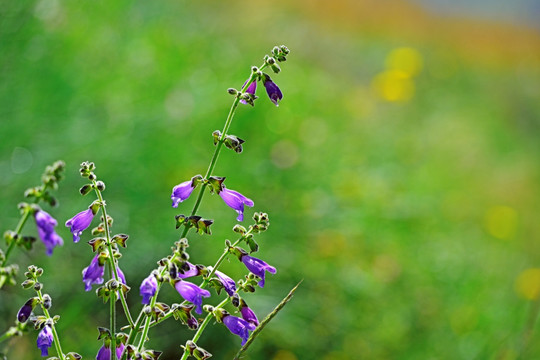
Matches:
[[371, 69, 415, 102], [515, 268, 540, 300], [385, 47, 423, 77], [484, 205, 518, 240]]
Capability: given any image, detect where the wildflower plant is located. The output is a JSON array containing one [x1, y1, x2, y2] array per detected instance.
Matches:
[[0, 45, 299, 359]]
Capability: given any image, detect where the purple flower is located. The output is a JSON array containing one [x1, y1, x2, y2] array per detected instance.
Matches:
[[36, 324, 53, 357], [116, 266, 126, 285], [223, 315, 256, 346], [263, 74, 283, 106], [241, 255, 276, 288], [34, 210, 63, 256], [65, 208, 95, 243], [174, 280, 211, 315], [240, 306, 259, 327], [178, 262, 199, 279], [96, 343, 124, 360], [171, 180, 195, 208], [219, 187, 254, 222], [214, 270, 237, 297], [82, 254, 105, 291], [140, 274, 158, 305], [240, 80, 257, 105], [17, 299, 34, 323]]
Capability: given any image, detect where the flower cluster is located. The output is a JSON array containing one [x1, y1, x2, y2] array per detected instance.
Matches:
[[7, 46, 291, 360]]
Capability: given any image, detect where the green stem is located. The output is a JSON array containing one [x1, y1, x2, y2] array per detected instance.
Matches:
[[36, 288, 65, 360], [180, 298, 230, 360], [2, 207, 31, 266], [136, 291, 157, 352], [131, 62, 268, 351], [121, 312, 145, 360], [109, 264, 117, 360], [93, 184, 135, 330], [0, 331, 9, 343], [0, 207, 33, 288]]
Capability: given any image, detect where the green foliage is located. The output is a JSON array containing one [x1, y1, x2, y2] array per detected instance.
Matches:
[[1, 1, 540, 359]]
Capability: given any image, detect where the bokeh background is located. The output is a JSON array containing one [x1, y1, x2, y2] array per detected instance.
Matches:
[[1, 0, 540, 359]]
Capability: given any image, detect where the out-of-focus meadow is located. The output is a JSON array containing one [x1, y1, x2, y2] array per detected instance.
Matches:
[[1, 0, 540, 359]]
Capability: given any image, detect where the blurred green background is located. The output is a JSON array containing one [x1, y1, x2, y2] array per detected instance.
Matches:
[[1, 0, 540, 359]]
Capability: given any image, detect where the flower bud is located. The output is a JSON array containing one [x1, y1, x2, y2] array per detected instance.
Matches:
[[79, 184, 93, 196], [212, 130, 222, 145], [227, 88, 238, 95], [193, 346, 212, 360], [42, 294, 52, 310], [231, 293, 240, 307], [66, 352, 82, 360], [233, 225, 246, 234], [270, 62, 281, 74], [183, 341, 197, 355], [22, 279, 35, 289], [17, 297, 37, 323], [96, 181, 106, 191]]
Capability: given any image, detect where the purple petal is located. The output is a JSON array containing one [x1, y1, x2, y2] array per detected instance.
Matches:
[[171, 180, 195, 208], [241, 255, 276, 288], [240, 79, 257, 105], [215, 270, 237, 297], [17, 303, 33, 323], [36, 325, 53, 357], [82, 254, 104, 291], [65, 208, 94, 243], [174, 280, 211, 314], [263, 76, 283, 106], [223, 315, 253, 346], [140, 274, 158, 305], [240, 306, 259, 327], [219, 187, 254, 222], [178, 262, 199, 279], [35, 210, 63, 256]]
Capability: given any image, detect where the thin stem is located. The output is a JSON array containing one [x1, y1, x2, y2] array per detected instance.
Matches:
[[109, 264, 117, 360], [0, 207, 33, 288], [93, 184, 135, 329], [36, 288, 65, 360], [121, 312, 145, 360], [2, 207, 31, 267], [0, 331, 9, 343]]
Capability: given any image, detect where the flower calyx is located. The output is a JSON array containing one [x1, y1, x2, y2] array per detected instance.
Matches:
[[182, 340, 212, 360]]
